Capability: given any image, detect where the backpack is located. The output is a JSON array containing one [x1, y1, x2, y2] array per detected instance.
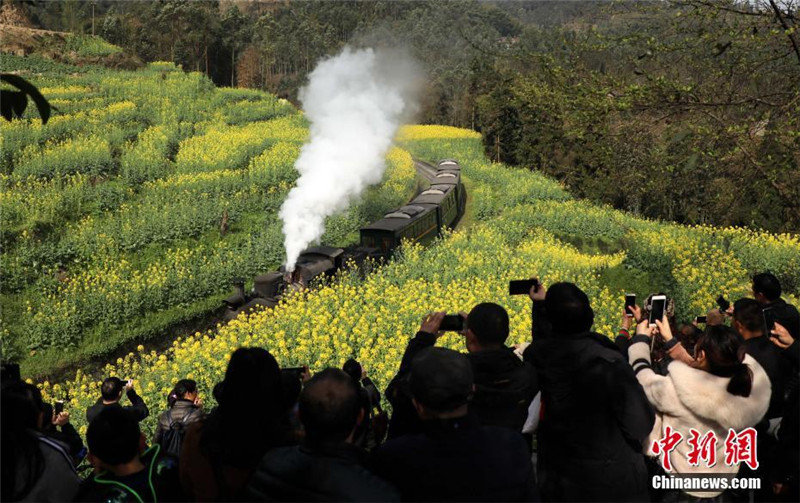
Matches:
[[159, 409, 193, 458]]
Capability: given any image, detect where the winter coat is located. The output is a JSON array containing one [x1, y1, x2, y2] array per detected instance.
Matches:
[[764, 298, 800, 339], [245, 441, 400, 501], [371, 412, 538, 502], [385, 331, 538, 438], [14, 433, 79, 502], [468, 347, 539, 431], [772, 340, 799, 499], [75, 444, 183, 502], [629, 336, 771, 497], [525, 328, 655, 502], [743, 335, 795, 419], [85, 389, 149, 425], [152, 399, 204, 446]]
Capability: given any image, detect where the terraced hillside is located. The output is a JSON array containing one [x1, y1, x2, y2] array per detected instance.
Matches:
[[31, 123, 800, 439], [1, 54, 417, 377]]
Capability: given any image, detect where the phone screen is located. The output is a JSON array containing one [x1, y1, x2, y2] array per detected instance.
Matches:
[[695, 316, 707, 324], [509, 279, 539, 296], [441, 314, 465, 331], [625, 294, 636, 317], [54, 401, 64, 415], [649, 297, 666, 326]]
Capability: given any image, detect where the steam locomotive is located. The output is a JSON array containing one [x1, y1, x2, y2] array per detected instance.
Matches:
[[222, 159, 466, 320]]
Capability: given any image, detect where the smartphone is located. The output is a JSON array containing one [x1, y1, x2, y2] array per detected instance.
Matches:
[[716, 295, 730, 312], [649, 295, 667, 327], [695, 316, 707, 324], [763, 307, 778, 335], [509, 279, 539, 296], [440, 314, 465, 331], [54, 401, 64, 415], [625, 293, 636, 317]]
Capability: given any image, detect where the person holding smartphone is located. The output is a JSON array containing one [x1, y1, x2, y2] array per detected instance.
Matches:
[[753, 272, 800, 339], [86, 377, 149, 425], [629, 317, 771, 499], [522, 281, 654, 502], [384, 303, 538, 439], [40, 401, 85, 464]]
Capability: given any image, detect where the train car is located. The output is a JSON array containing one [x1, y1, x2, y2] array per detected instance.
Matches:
[[359, 158, 466, 253], [224, 158, 466, 320], [359, 204, 440, 253]]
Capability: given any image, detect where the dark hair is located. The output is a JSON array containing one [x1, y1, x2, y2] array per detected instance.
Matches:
[[696, 325, 752, 397], [201, 347, 287, 468], [342, 358, 362, 383], [86, 407, 140, 466], [753, 272, 781, 301], [678, 324, 702, 357], [168, 379, 197, 408], [100, 377, 125, 401], [467, 302, 509, 346], [299, 368, 361, 444], [733, 298, 763, 333], [1, 381, 45, 501], [545, 282, 594, 335]]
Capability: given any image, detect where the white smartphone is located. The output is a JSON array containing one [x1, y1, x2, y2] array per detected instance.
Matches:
[[649, 295, 667, 327]]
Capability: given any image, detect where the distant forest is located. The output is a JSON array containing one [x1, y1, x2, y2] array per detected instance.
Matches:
[[14, 0, 800, 232]]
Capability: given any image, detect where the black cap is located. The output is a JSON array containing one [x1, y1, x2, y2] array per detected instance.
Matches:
[[409, 347, 473, 412]]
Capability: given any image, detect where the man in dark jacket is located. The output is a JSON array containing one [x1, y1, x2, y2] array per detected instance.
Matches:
[[769, 323, 799, 501], [76, 407, 183, 502], [523, 281, 654, 502], [385, 304, 538, 438], [86, 377, 149, 425], [245, 368, 399, 501], [753, 272, 800, 338], [734, 298, 794, 419], [372, 347, 538, 501]]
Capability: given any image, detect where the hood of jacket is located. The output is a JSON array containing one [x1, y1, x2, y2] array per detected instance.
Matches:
[[667, 354, 770, 431]]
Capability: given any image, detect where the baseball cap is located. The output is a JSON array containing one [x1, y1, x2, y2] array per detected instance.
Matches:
[[409, 347, 473, 412]]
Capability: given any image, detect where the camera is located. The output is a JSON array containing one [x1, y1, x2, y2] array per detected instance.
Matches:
[[440, 314, 465, 332], [509, 279, 539, 296], [716, 295, 730, 312]]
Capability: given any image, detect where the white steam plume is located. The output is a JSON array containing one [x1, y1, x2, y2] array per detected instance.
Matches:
[[280, 47, 420, 271]]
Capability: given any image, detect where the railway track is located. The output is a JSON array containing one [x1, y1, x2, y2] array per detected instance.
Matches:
[[413, 158, 439, 182]]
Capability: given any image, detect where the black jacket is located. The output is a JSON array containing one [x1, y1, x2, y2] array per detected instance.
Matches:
[[744, 335, 795, 419], [385, 332, 538, 438], [152, 399, 204, 445], [766, 298, 800, 339], [244, 441, 400, 501], [42, 422, 84, 464], [468, 347, 538, 431], [85, 389, 149, 424], [524, 300, 654, 502], [75, 445, 183, 502], [771, 340, 800, 498], [371, 412, 538, 502]]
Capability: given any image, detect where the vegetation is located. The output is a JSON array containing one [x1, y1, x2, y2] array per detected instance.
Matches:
[[0, 56, 416, 377], [31, 124, 799, 439]]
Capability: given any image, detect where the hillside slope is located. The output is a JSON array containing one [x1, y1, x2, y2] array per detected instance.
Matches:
[[33, 125, 800, 439], [1, 55, 417, 378]]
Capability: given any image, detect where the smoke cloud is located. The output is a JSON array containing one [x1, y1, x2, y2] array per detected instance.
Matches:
[[280, 47, 420, 271]]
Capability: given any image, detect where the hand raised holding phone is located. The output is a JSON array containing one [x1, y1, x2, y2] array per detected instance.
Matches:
[[770, 322, 794, 349]]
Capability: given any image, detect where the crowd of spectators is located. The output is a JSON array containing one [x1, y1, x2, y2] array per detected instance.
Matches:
[[2, 272, 798, 502]]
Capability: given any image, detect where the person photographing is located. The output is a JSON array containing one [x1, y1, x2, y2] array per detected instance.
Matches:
[[86, 377, 149, 425]]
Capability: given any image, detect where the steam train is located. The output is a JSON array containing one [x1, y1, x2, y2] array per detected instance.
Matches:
[[222, 158, 466, 320]]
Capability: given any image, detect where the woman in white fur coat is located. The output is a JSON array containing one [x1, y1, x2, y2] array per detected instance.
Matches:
[[628, 317, 771, 499]]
